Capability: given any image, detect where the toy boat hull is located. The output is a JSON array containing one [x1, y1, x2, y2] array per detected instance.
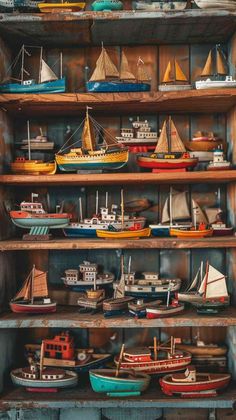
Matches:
[[176, 344, 228, 357], [196, 80, 236, 89], [96, 227, 151, 239], [146, 304, 184, 318], [192, 301, 229, 315], [185, 141, 222, 152], [212, 227, 234, 236], [189, 151, 214, 162], [91, 0, 123, 10], [195, 0, 236, 10], [150, 224, 192, 237], [135, 1, 187, 10], [11, 368, 78, 389], [10, 161, 56, 175], [207, 164, 231, 171], [89, 369, 150, 396], [124, 279, 181, 298], [38, 2, 85, 11], [0, 78, 66, 93], [86, 81, 150, 93], [63, 218, 145, 237], [137, 156, 198, 170], [43, 354, 112, 373], [10, 211, 70, 229], [103, 297, 134, 312], [159, 84, 191, 91], [10, 301, 56, 314], [170, 228, 213, 238], [62, 277, 114, 292]]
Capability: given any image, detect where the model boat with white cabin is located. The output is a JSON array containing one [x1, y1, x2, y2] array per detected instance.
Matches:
[[116, 118, 158, 151], [135, 1, 187, 10], [62, 261, 114, 292]]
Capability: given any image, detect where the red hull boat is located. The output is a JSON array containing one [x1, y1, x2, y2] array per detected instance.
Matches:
[[10, 302, 56, 314], [137, 157, 197, 170]]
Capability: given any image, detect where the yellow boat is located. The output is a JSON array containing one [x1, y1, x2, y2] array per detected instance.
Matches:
[[11, 159, 56, 175], [96, 228, 151, 239], [38, 2, 86, 12], [170, 228, 213, 238]]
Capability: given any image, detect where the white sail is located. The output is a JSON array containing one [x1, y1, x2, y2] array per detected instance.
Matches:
[[198, 272, 207, 295], [191, 199, 208, 224], [205, 208, 221, 224], [187, 268, 200, 292], [161, 191, 191, 224], [205, 265, 228, 299], [40, 59, 58, 84]]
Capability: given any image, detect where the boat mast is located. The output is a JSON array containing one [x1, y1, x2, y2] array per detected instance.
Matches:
[[167, 116, 171, 153], [128, 256, 131, 274], [30, 264, 35, 305], [60, 51, 63, 79], [79, 197, 83, 222], [153, 337, 157, 361], [38, 47, 43, 84], [39, 341, 44, 380], [105, 191, 108, 208], [169, 187, 173, 227], [95, 190, 99, 215], [20, 45, 25, 85], [115, 344, 125, 377], [203, 261, 209, 301], [27, 120, 31, 161]]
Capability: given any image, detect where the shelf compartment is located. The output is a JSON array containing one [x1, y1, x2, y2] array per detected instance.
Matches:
[[1, 10, 236, 46], [1, 90, 236, 116]]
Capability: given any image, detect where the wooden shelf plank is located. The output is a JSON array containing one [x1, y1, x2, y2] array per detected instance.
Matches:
[[1, 171, 236, 186], [0, 306, 236, 328], [1, 382, 235, 410], [1, 90, 236, 116], [1, 10, 236, 46]]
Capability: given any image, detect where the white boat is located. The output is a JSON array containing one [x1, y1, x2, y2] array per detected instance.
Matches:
[[0, 0, 40, 10], [195, 0, 236, 10], [134, 1, 187, 11], [62, 261, 114, 291], [116, 117, 158, 148], [189, 151, 214, 162], [207, 149, 231, 171]]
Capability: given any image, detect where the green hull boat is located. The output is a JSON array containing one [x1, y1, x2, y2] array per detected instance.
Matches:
[[91, 0, 123, 11]]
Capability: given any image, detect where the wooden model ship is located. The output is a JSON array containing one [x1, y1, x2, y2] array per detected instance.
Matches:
[[194, 0, 236, 10], [63, 192, 146, 238], [135, 1, 187, 10], [11, 121, 56, 175], [185, 131, 223, 152], [10, 265, 56, 314], [116, 117, 158, 152], [56, 107, 129, 172], [159, 59, 191, 91], [86, 46, 151, 92], [146, 298, 184, 318], [91, 0, 123, 10], [195, 45, 236, 89], [38, 1, 85, 12], [17, 124, 54, 151], [159, 366, 231, 398], [77, 279, 106, 311], [177, 261, 230, 314], [114, 337, 192, 375], [128, 299, 162, 318], [0, 45, 65, 93], [207, 148, 231, 171], [62, 261, 114, 292], [136, 117, 198, 171]]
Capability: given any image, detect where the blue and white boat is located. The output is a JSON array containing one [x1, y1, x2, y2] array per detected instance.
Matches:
[[86, 46, 151, 93], [0, 45, 66, 94]]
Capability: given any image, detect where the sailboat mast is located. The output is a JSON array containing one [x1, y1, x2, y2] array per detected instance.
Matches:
[[167, 116, 171, 153], [27, 120, 31, 161], [38, 47, 43, 84], [128, 256, 131, 274], [39, 341, 44, 380], [203, 261, 209, 300], [79, 197, 83, 222], [60, 51, 63, 79], [30, 265, 35, 305], [95, 190, 99, 215], [105, 191, 108, 208], [169, 187, 173, 226], [21, 45, 25, 85]]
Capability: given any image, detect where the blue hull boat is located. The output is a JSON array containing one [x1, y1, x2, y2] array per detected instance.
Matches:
[[0, 77, 66, 94], [86, 81, 151, 93], [150, 226, 170, 237], [63, 227, 97, 237]]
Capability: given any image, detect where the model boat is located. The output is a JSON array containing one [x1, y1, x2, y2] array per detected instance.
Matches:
[[205, 190, 233, 236], [10, 265, 56, 314], [196, 45, 236, 90], [207, 148, 231, 171], [0, 0, 40, 11], [194, 0, 236, 10], [62, 261, 114, 292], [91, 0, 123, 10], [38, 1, 85, 12], [77, 287, 105, 311], [116, 117, 158, 152], [17, 125, 54, 151], [114, 337, 192, 375], [0, 46, 65, 93], [56, 108, 128, 172], [63, 192, 146, 238], [11, 122, 56, 175], [159, 59, 191, 91], [136, 117, 198, 171], [177, 261, 229, 314], [185, 131, 223, 152], [160, 366, 231, 398], [128, 299, 162, 318], [135, 1, 187, 10], [146, 299, 184, 318], [176, 334, 228, 357], [86, 46, 151, 93]]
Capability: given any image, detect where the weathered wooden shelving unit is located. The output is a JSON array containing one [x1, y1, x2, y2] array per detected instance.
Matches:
[[1, 5, 236, 419]]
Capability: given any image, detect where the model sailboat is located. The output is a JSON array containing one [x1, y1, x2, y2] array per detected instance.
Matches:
[[159, 59, 191, 91], [86, 46, 151, 92], [196, 45, 236, 89], [56, 107, 129, 172], [136, 117, 198, 171], [11, 121, 56, 175], [0, 45, 65, 93], [10, 265, 56, 314], [38, 1, 85, 12]]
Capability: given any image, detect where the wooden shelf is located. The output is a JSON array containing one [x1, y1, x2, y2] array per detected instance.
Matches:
[[0, 10, 236, 46], [1, 381, 236, 410], [1, 171, 236, 186], [1, 237, 236, 251], [1, 306, 236, 328], [1, 90, 236, 116]]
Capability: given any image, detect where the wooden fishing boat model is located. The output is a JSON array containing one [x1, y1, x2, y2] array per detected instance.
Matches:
[[116, 118, 158, 152], [194, 0, 236, 10], [56, 108, 129, 172], [86, 46, 151, 93], [177, 261, 230, 314], [207, 148, 231, 171], [136, 117, 198, 171], [128, 299, 162, 318], [10, 265, 56, 314], [176, 341, 227, 357], [91, 0, 123, 10], [159, 59, 191, 91], [0, 45, 65, 93], [77, 288, 106, 311], [196, 45, 236, 90], [62, 261, 114, 292], [17, 125, 54, 151], [185, 131, 223, 152], [103, 297, 134, 316], [38, 1, 85, 12], [135, 1, 187, 10], [159, 366, 231, 398], [146, 299, 184, 318]]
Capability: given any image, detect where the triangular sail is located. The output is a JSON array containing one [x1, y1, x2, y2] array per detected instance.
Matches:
[[201, 50, 213, 77], [103, 48, 119, 78], [89, 47, 119, 82], [191, 199, 208, 224], [175, 60, 188, 82], [187, 268, 200, 292], [82, 111, 96, 151], [172, 191, 191, 221], [170, 120, 186, 153], [13, 271, 32, 301], [216, 48, 228, 75], [205, 208, 220, 224], [32, 269, 48, 298], [119, 51, 136, 80], [162, 61, 173, 83], [154, 120, 169, 153], [198, 272, 207, 295], [40, 59, 58, 83], [136, 58, 150, 82], [205, 265, 228, 299], [161, 197, 170, 224], [114, 274, 125, 299]]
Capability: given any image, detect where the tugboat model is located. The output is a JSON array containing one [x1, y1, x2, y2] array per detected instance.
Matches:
[[10, 193, 71, 240], [56, 107, 129, 172], [159, 59, 191, 91], [135, 1, 187, 11], [86, 46, 151, 93], [10, 265, 56, 314], [207, 147, 231, 171], [62, 261, 114, 292], [195, 45, 236, 90], [177, 261, 230, 314], [63, 192, 146, 238], [136, 117, 198, 171], [91, 0, 123, 10], [160, 365, 231, 398], [38, 1, 85, 12], [114, 337, 192, 375], [17, 125, 54, 151], [0, 45, 65, 93], [116, 118, 158, 152]]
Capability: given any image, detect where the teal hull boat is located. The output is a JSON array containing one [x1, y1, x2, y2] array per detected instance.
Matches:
[[91, 0, 123, 11], [0, 78, 66, 94], [89, 369, 150, 397]]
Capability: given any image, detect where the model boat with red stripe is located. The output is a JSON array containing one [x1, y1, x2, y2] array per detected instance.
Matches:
[[146, 299, 184, 319], [159, 366, 231, 398]]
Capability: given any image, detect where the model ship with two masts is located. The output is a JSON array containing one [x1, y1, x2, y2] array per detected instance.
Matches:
[[159, 59, 191, 91]]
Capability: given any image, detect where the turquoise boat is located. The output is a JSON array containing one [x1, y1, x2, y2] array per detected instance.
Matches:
[[91, 0, 123, 10], [89, 369, 150, 397], [0, 45, 66, 94]]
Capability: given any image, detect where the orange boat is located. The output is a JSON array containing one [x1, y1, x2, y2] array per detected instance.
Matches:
[[170, 226, 213, 238]]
